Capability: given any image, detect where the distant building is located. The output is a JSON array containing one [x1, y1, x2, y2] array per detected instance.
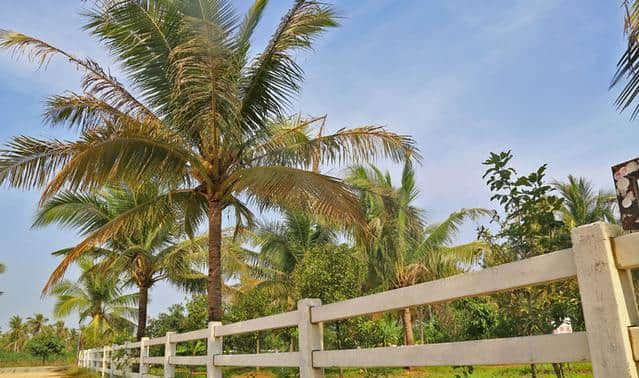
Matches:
[[552, 318, 573, 334]]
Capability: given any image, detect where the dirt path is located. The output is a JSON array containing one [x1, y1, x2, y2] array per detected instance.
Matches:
[[0, 366, 68, 377]]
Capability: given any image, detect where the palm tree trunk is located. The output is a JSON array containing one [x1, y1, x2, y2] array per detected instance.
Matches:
[[402, 308, 415, 346], [208, 199, 224, 322], [136, 285, 149, 340]]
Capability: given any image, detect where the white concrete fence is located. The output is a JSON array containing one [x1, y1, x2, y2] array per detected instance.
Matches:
[[78, 222, 639, 377]]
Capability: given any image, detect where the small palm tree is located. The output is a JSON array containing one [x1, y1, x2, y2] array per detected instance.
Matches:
[[6, 315, 29, 352], [36, 184, 207, 340], [0, 0, 417, 322], [348, 161, 489, 345], [249, 210, 338, 310], [552, 175, 617, 228], [26, 313, 49, 336], [51, 257, 137, 344]]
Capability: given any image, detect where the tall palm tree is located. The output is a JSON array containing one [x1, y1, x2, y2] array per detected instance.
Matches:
[[36, 184, 208, 340], [26, 313, 49, 336], [347, 162, 489, 345], [6, 315, 29, 352], [51, 257, 137, 344], [552, 175, 617, 228], [0, 0, 417, 321]]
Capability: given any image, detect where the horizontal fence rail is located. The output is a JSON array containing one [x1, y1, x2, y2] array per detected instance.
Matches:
[[313, 333, 591, 368], [311, 248, 576, 323], [79, 222, 639, 378]]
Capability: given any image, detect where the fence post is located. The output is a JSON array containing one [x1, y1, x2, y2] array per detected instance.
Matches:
[[124, 342, 131, 377], [206, 321, 222, 378], [101, 346, 107, 377], [139, 337, 149, 378], [164, 332, 176, 378], [571, 222, 639, 377], [109, 345, 115, 378], [298, 298, 324, 378]]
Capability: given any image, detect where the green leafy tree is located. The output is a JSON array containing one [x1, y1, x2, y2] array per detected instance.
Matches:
[[36, 184, 207, 339], [552, 175, 617, 228], [26, 333, 65, 365], [292, 244, 364, 305], [291, 243, 366, 378], [50, 257, 138, 346], [480, 151, 578, 378], [0, 0, 417, 323], [347, 161, 489, 345], [224, 286, 286, 356]]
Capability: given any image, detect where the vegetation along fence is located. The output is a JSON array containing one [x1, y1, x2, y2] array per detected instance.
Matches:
[[78, 222, 639, 377]]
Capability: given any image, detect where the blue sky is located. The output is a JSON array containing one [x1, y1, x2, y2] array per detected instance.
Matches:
[[0, 1, 634, 330]]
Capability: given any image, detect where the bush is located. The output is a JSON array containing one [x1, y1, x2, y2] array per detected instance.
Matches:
[[26, 333, 65, 364]]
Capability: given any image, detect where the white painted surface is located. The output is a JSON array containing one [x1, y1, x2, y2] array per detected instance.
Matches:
[[215, 310, 298, 337], [214, 352, 300, 367], [571, 223, 639, 377], [313, 333, 590, 367], [311, 248, 576, 323], [170, 328, 208, 343], [298, 299, 324, 377], [612, 231, 639, 269], [169, 355, 207, 366]]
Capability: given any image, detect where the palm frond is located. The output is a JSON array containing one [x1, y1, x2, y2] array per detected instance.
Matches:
[[0, 29, 156, 120], [239, 0, 338, 130], [249, 122, 420, 168], [228, 165, 366, 230], [33, 191, 110, 233], [611, 0, 639, 119]]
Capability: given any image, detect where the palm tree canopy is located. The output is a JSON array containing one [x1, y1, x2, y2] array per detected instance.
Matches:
[[6, 315, 29, 352], [50, 256, 138, 341], [552, 175, 617, 228], [347, 161, 490, 289], [35, 183, 208, 293], [0, 1, 419, 297], [26, 313, 49, 335]]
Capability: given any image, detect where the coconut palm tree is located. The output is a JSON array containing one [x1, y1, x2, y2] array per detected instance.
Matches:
[[36, 184, 208, 340], [26, 314, 49, 336], [347, 161, 489, 345], [6, 315, 29, 352], [51, 257, 137, 344], [0, 0, 417, 321], [552, 175, 617, 228]]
